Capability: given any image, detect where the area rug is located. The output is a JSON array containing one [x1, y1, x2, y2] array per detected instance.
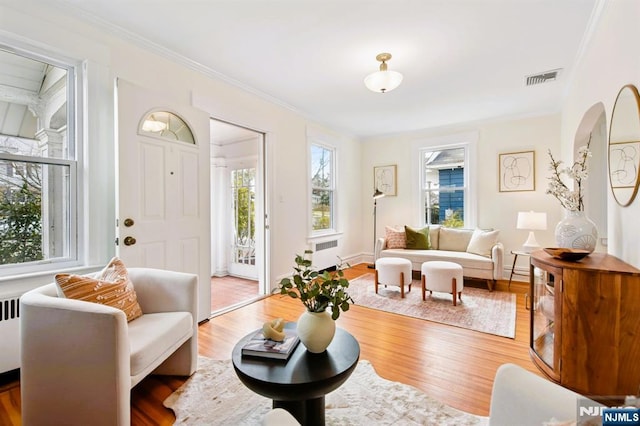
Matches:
[[347, 274, 516, 338], [164, 356, 488, 425]]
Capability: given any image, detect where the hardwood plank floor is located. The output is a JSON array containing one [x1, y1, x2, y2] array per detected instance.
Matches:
[[211, 275, 259, 312], [0, 264, 537, 425]]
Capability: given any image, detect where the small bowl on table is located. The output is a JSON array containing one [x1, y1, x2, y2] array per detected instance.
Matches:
[[543, 247, 591, 261]]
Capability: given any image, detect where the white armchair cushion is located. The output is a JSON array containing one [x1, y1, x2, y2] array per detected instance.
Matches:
[[128, 311, 193, 379]]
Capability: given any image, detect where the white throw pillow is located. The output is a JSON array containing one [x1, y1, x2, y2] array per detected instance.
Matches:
[[439, 227, 474, 252], [466, 229, 500, 258]]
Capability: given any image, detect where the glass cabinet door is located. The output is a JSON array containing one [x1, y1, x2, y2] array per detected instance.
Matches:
[[530, 264, 561, 378]]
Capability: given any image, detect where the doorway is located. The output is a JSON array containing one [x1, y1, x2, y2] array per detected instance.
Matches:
[[210, 119, 266, 315]]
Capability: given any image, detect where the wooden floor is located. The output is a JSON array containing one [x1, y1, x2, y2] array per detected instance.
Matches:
[[210, 275, 259, 312], [0, 264, 537, 425]]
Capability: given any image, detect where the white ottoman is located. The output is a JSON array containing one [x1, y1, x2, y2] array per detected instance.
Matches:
[[375, 257, 412, 298], [421, 261, 464, 306]]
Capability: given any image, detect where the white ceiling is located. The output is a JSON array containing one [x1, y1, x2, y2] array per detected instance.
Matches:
[[56, 0, 599, 138]]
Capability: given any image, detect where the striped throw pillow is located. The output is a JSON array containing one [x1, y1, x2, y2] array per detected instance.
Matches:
[[55, 257, 143, 322]]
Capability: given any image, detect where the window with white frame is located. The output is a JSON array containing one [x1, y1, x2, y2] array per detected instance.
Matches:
[[310, 143, 335, 233], [0, 46, 78, 274], [421, 146, 468, 228]]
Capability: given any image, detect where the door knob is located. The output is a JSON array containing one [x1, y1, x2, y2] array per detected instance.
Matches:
[[123, 218, 134, 227], [123, 236, 137, 246]]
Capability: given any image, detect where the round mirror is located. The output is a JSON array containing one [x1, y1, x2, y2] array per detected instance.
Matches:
[[609, 84, 640, 207]]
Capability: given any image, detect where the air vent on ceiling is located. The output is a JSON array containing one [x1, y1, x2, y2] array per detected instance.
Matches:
[[525, 69, 562, 86]]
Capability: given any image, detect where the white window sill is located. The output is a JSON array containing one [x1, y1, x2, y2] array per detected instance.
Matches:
[[307, 231, 343, 244]]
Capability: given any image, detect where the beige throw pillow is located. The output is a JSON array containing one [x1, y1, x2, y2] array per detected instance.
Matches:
[[429, 225, 441, 250], [466, 229, 500, 258], [385, 226, 406, 249], [55, 257, 143, 322], [438, 227, 474, 252]]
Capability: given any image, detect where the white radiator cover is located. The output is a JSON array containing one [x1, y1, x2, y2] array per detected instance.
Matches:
[[309, 239, 340, 271], [0, 295, 21, 373]]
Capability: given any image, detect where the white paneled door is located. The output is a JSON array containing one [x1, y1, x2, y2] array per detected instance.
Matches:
[[116, 79, 211, 322]]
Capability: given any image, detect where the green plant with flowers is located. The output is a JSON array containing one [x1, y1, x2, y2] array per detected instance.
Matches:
[[546, 135, 592, 211], [277, 250, 353, 320]]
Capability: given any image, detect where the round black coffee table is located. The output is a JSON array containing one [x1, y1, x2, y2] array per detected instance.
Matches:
[[232, 324, 360, 426]]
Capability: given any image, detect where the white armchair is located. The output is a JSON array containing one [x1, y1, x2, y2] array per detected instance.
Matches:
[[489, 364, 603, 425], [20, 267, 198, 426]]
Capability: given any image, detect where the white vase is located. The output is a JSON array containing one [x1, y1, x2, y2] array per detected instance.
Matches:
[[296, 310, 336, 353], [554, 210, 598, 252]]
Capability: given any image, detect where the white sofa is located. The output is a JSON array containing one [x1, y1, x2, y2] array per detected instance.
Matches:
[[375, 225, 504, 290], [20, 267, 199, 426]]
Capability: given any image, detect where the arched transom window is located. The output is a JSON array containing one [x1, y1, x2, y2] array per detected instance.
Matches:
[[139, 110, 195, 144]]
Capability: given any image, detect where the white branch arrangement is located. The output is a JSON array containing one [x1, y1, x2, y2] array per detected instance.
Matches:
[[546, 135, 592, 212]]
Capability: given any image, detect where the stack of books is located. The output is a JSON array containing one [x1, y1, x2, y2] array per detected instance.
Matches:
[[241, 329, 300, 360]]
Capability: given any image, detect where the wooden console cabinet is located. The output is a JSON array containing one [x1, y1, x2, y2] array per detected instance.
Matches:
[[529, 250, 640, 398]]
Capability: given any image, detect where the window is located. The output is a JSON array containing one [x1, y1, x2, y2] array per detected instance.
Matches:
[[0, 46, 77, 274], [421, 147, 467, 228], [139, 110, 195, 144], [231, 167, 256, 265], [310, 143, 335, 233]]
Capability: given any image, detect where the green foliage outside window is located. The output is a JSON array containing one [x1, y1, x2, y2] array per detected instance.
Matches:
[[442, 210, 464, 228], [232, 169, 255, 243], [311, 145, 333, 231], [0, 182, 43, 264]]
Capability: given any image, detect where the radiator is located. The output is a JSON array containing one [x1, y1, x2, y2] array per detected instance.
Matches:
[[310, 239, 340, 271], [0, 295, 21, 373]]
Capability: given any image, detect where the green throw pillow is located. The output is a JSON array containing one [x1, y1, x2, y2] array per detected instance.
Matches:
[[405, 225, 430, 249]]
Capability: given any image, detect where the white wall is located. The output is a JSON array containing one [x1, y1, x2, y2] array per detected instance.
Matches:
[[361, 114, 563, 278], [0, 2, 362, 292], [561, 0, 640, 267]]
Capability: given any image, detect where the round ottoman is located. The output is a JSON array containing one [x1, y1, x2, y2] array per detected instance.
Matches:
[[375, 257, 412, 298], [421, 261, 464, 306]]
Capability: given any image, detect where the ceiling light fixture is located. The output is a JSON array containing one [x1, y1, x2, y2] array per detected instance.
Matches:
[[364, 53, 403, 93]]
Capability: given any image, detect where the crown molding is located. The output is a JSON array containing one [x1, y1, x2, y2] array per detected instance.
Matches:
[[49, 0, 307, 117]]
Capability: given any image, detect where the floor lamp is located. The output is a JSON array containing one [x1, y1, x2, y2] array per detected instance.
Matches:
[[368, 189, 386, 269]]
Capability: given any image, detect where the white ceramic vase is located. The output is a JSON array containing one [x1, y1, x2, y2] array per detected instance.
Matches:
[[554, 210, 598, 252], [296, 310, 336, 353]]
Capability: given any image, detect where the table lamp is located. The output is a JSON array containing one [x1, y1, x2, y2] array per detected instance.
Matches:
[[516, 211, 547, 252]]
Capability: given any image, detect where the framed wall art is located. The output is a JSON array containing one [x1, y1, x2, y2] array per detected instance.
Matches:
[[499, 150, 535, 192], [374, 164, 397, 196]]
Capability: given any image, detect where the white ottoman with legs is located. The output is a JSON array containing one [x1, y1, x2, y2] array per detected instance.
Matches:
[[421, 261, 464, 306], [375, 257, 412, 298]]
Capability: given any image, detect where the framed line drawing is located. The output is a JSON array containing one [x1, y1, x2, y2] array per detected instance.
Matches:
[[499, 150, 535, 192], [374, 165, 397, 196]]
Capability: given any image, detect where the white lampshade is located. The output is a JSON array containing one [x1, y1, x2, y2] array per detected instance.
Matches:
[[364, 52, 403, 93], [516, 211, 547, 230], [364, 70, 403, 93], [516, 211, 547, 252]]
